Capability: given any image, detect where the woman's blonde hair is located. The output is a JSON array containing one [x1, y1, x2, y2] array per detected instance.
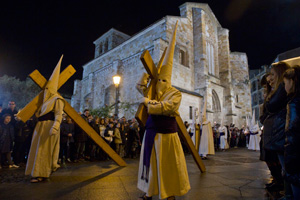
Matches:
[[267, 62, 290, 100]]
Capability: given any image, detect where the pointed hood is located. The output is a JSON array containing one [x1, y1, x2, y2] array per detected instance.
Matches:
[[39, 55, 64, 117], [272, 56, 300, 67], [156, 21, 178, 99], [251, 109, 255, 126], [250, 110, 259, 133], [43, 55, 63, 103]]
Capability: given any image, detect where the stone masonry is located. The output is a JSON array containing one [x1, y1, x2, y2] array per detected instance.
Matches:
[[71, 2, 252, 126]]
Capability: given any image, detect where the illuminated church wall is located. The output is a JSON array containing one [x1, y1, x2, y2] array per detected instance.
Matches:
[[72, 2, 252, 126]]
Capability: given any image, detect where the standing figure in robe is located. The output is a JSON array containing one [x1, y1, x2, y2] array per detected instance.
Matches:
[[248, 111, 261, 151], [219, 121, 228, 151], [199, 97, 215, 159], [137, 22, 190, 200], [25, 56, 65, 183]]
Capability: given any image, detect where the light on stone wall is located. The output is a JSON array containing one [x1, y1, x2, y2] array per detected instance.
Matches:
[[113, 75, 121, 87]]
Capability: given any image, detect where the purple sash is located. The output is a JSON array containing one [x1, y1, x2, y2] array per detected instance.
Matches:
[[250, 132, 259, 135], [141, 115, 177, 182]]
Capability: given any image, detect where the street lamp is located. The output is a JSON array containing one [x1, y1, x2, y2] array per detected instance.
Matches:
[[113, 75, 121, 119]]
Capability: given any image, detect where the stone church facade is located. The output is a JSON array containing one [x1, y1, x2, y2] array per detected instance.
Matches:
[[71, 2, 252, 127]]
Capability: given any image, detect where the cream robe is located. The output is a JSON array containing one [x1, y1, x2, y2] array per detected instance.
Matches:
[[25, 98, 64, 178], [137, 87, 190, 199], [199, 121, 215, 156], [219, 126, 228, 150], [248, 132, 261, 151]]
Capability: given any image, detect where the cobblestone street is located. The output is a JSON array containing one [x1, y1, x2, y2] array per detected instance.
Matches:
[[0, 148, 270, 200]]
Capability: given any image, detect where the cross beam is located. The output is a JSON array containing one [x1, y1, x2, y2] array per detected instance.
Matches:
[[17, 66, 126, 167], [135, 50, 206, 172]]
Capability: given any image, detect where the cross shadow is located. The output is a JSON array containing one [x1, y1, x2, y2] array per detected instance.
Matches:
[[50, 166, 125, 198]]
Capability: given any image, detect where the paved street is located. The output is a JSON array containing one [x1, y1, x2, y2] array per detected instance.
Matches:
[[0, 148, 271, 200]]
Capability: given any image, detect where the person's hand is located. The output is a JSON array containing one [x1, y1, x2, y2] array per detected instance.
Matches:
[[68, 133, 72, 137]]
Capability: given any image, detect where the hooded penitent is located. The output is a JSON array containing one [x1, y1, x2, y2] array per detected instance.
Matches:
[[250, 110, 259, 133], [156, 21, 178, 100], [272, 56, 300, 67], [39, 55, 64, 117]]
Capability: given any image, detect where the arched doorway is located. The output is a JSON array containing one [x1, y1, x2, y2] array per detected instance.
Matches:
[[212, 89, 221, 123]]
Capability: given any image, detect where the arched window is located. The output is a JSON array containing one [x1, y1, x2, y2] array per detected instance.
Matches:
[[206, 42, 215, 75], [212, 90, 221, 112]]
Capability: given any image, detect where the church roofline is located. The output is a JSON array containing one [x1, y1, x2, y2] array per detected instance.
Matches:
[[93, 28, 130, 45], [179, 2, 222, 28], [83, 18, 167, 68], [231, 52, 247, 56]]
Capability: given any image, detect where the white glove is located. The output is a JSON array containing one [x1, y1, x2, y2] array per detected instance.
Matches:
[[139, 97, 149, 106]]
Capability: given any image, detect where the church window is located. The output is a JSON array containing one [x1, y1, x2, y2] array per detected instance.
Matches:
[[251, 81, 256, 92], [212, 90, 221, 112], [104, 40, 108, 52], [189, 106, 193, 119], [206, 42, 215, 76], [99, 43, 103, 55], [179, 49, 187, 66], [236, 95, 239, 103]]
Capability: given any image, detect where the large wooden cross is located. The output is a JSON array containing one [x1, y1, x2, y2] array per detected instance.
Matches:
[[17, 65, 126, 167], [135, 50, 206, 173]]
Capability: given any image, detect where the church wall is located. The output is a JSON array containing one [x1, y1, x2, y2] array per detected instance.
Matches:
[[230, 52, 252, 127], [72, 2, 252, 123], [179, 92, 203, 124]]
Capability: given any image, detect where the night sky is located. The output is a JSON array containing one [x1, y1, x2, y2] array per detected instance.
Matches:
[[1, 0, 300, 94]]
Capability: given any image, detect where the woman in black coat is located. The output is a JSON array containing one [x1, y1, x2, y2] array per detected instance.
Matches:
[[264, 62, 291, 198], [283, 66, 300, 199]]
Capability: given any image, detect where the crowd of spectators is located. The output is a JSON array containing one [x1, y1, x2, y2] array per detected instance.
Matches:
[[259, 62, 300, 199], [0, 104, 142, 168]]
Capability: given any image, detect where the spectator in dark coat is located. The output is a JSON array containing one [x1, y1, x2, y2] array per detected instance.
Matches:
[[74, 109, 89, 161], [13, 117, 35, 165], [264, 62, 291, 198], [60, 116, 74, 163], [0, 114, 19, 168], [283, 66, 300, 199]]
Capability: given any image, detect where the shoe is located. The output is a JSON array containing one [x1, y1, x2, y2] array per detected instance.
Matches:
[[67, 158, 72, 163], [9, 164, 19, 168], [30, 177, 44, 183]]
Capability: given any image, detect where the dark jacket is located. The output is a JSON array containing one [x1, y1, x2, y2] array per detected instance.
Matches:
[[0, 123, 15, 153], [74, 114, 88, 142], [60, 121, 75, 144], [284, 94, 300, 174], [263, 83, 288, 152]]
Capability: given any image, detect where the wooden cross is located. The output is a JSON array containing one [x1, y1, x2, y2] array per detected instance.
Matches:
[[17, 65, 126, 167], [135, 50, 206, 173]]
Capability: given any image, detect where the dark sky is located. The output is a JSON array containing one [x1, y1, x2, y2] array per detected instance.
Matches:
[[1, 0, 300, 94]]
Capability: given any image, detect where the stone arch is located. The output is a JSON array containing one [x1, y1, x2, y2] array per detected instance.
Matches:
[[212, 89, 221, 123]]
